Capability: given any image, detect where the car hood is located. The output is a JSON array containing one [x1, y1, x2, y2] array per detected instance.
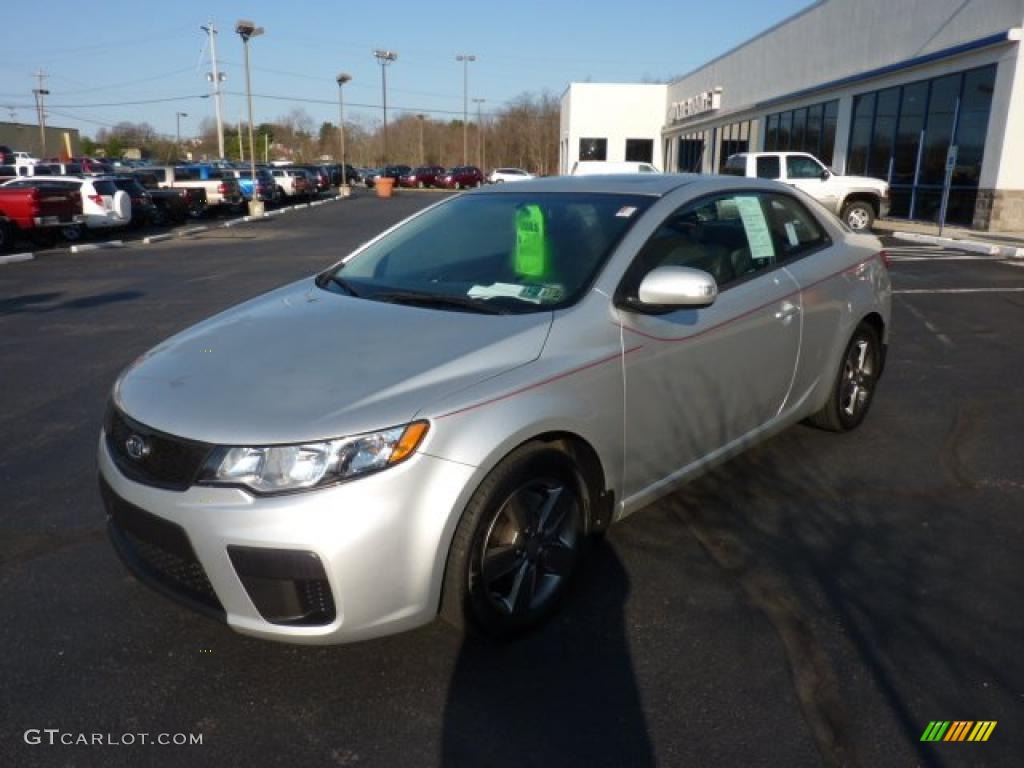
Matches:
[[838, 174, 888, 189], [115, 278, 553, 445]]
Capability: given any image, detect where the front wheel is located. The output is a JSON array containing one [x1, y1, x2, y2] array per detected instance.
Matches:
[[842, 200, 875, 231], [441, 443, 586, 638], [60, 224, 84, 242], [806, 322, 881, 432]]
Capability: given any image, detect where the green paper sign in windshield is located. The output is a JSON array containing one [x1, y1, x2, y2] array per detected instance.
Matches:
[[514, 204, 548, 278]]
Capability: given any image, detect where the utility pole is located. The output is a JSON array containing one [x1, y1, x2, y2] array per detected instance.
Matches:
[[473, 98, 486, 169], [238, 117, 244, 161], [201, 21, 227, 159], [236, 19, 264, 215], [416, 114, 425, 166], [32, 70, 49, 157], [455, 54, 476, 165]]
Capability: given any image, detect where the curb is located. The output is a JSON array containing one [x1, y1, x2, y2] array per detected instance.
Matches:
[[890, 231, 1022, 258], [176, 226, 209, 237], [0, 251, 34, 264], [142, 233, 173, 244], [71, 241, 124, 253]]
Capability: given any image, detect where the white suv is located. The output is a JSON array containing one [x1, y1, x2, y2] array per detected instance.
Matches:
[[487, 168, 535, 184], [722, 152, 888, 231]]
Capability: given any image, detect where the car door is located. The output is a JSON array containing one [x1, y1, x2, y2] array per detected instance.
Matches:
[[784, 155, 840, 210], [617, 191, 802, 502]]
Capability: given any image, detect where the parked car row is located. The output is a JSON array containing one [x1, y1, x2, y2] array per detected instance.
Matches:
[[362, 164, 533, 190]]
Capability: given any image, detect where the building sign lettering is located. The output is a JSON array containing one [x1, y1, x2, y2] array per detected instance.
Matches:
[[668, 88, 722, 122]]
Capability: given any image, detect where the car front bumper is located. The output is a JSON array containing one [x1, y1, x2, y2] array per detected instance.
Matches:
[[98, 433, 476, 644]]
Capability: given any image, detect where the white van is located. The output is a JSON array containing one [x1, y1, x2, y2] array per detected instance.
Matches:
[[570, 160, 661, 176]]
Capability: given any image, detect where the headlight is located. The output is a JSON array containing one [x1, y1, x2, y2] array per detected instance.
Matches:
[[198, 421, 429, 494]]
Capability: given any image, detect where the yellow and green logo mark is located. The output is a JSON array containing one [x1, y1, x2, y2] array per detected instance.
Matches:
[[921, 721, 997, 742]]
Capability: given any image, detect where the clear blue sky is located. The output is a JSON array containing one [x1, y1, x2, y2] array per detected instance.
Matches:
[[0, 0, 814, 140]]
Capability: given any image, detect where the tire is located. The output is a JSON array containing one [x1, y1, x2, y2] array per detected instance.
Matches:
[[60, 223, 84, 242], [841, 200, 875, 232], [806, 322, 882, 432], [440, 442, 587, 639]]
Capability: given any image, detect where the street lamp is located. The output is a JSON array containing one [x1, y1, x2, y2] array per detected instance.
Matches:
[[175, 112, 188, 159], [373, 49, 397, 165], [236, 18, 264, 215], [336, 72, 352, 192], [455, 54, 476, 165], [472, 98, 485, 169]]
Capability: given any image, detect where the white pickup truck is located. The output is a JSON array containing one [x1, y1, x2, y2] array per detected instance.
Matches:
[[721, 151, 888, 231]]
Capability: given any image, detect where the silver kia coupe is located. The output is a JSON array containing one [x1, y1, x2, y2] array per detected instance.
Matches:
[[99, 175, 891, 644]]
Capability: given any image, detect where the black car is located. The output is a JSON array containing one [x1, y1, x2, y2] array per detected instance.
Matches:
[[0, 145, 14, 164], [111, 177, 157, 226]]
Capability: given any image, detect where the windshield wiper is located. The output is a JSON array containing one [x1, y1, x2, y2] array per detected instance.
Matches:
[[370, 290, 511, 315], [317, 273, 361, 297]]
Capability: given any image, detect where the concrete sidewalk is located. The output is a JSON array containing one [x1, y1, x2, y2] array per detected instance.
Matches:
[[874, 218, 1024, 257]]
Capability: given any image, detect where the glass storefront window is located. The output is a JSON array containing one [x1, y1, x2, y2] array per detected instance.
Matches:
[[844, 64, 996, 226], [764, 99, 838, 163]]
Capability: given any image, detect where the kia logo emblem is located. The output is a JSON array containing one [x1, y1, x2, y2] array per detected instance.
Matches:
[[125, 434, 150, 460]]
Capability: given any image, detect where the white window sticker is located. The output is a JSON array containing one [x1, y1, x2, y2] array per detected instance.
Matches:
[[784, 221, 799, 247], [615, 206, 637, 218], [733, 196, 775, 262]]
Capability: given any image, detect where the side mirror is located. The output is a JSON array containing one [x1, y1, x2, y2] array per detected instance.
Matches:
[[820, 169, 831, 181], [631, 266, 718, 312]]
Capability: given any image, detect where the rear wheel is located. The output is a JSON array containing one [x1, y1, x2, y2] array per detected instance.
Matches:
[[0, 220, 12, 252], [806, 322, 881, 431], [441, 443, 586, 638], [60, 224, 84, 242]]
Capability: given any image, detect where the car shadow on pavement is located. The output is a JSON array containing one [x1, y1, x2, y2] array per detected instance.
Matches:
[[0, 290, 143, 316], [440, 539, 655, 768]]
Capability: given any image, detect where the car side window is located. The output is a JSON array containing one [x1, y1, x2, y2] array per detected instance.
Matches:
[[786, 156, 824, 179], [764, 194, 830, 259], [756, 156, 780, 179], [625, 193, 781, 295]]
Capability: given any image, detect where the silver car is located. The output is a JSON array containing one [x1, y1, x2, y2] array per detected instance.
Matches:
[[99, 175, 891, 644]]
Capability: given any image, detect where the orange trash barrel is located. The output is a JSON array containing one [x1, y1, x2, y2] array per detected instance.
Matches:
[[376, 177, 395, 198]]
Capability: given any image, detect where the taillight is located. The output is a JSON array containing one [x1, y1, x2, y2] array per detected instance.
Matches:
[[88, 193, 104, 206], [217, 182, 228, 194], [879, 250, 891, 269]]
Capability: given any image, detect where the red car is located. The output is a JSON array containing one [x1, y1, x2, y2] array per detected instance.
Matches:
[[438, 166, 484, 190], [399, 166, 446, 188]]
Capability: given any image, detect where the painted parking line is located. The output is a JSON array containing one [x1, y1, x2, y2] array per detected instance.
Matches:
[[893, 287, 1024, 294], [897, 296, 953, 349]]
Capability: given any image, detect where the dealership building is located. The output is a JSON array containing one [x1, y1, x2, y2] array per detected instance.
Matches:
[[559, 0, 1024, 230]]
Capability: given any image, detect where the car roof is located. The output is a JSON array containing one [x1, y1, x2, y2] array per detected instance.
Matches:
[[474, 173, 802, 198]]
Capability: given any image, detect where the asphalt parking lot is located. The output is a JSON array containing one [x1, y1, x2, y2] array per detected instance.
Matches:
[[1, 195, 1021, 768]]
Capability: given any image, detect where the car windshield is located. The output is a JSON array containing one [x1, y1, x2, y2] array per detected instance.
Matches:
[[319, 192, 653, 314]]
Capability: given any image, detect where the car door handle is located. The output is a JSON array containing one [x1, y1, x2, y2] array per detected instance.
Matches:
[[775, 302, 800, 321]]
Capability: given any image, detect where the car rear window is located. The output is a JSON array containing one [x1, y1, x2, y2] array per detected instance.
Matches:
[[93, 180, 118, 196]]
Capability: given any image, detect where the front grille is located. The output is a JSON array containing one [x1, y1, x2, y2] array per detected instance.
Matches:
[[105, 405, 212, 491], [102, 479, 223, 616]]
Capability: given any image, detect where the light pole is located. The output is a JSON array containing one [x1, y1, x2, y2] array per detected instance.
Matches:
[[336, 72, 351, 191], [175, 112, 188, 159], [373, 50, 397, 165], [200, 22, 226, 159], [472, 98, 485, 169], [455, 54, 476, 165], [236, 19, 264, 215]]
